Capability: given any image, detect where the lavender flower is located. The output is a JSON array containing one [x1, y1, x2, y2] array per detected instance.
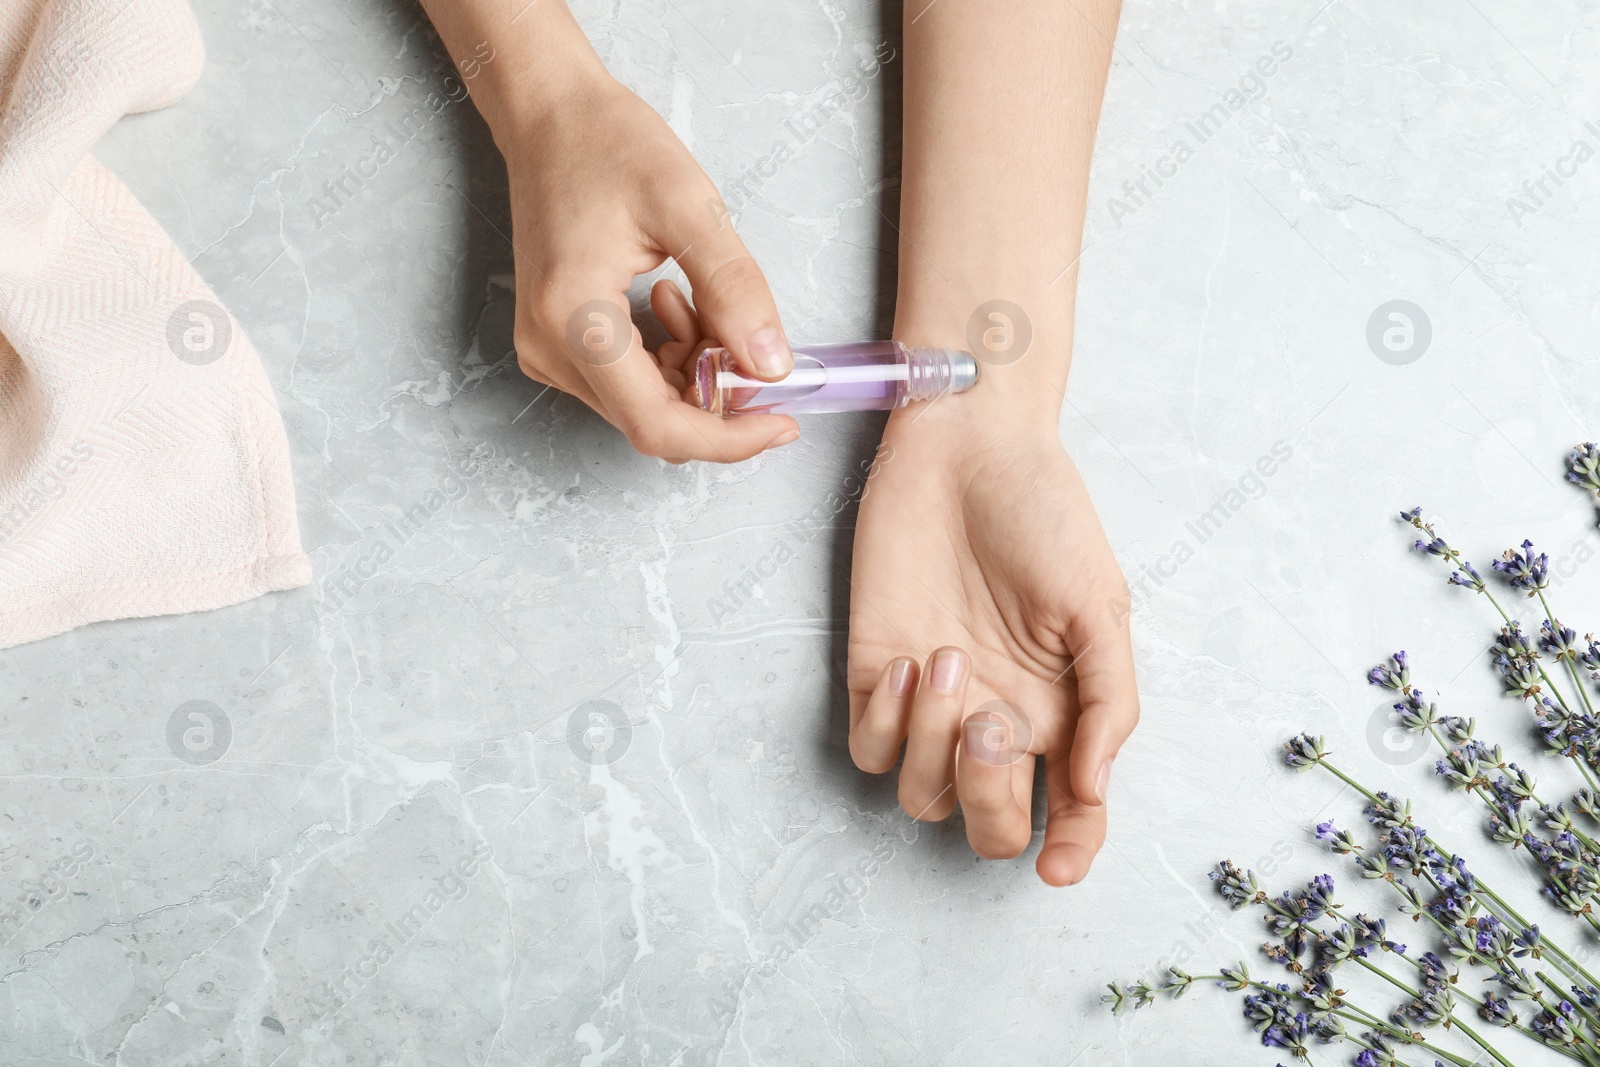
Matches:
[[1160, 967, 1195, 999], [1367, 652, 1410, 691], [1494, 622, 1544, 699], [1480, 992, 1519, 1027], [1283, 733, 1327, 769], [1532, 1001, 1582, 1048], [1315, 820, 1361, 855], [1541, 618, 1581, 662], [1393, 979, 1455, 1028], [1349, 912, 1402, 956], [1260, 1009, 1314, 1057], [1495, 963, 1542, 1001], [1363, 791, 1412, 829], [1102, 979, 1154, 1013], [1523, 831, 1600, 914], [1394, 689, 1435, 732], [1572, 788, 1600, 821], [1493, 538, 1550, 595], [1403, 509, 1462, 561], [1355, 1035, 1402, 1067], [1581, 635, 1600, 681], [1210, 860, 1263, 909], [1450, 560, 1486, 592], [1567, 442, 1600, 498], [1435, 744, 1484, 790]]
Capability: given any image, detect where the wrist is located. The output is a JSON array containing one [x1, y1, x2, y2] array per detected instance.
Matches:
[[426, 0, 613, 137], [479, 41, 614, 140], [892, 320, 1069, 438]]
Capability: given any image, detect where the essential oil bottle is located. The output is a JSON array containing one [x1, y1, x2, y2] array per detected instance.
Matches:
[[692, 340, 980, 416]]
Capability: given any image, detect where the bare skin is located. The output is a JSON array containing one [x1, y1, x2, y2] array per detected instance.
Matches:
[[847, 0, 1137, 887], [421, 0, 1139, 886], [419, 0, 799, 463]]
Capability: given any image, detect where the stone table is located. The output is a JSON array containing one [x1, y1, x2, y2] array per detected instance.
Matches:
[[5, 0, 1598, 1063]]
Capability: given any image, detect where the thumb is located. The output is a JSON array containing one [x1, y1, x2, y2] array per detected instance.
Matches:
[[658, 201, 793, 382]]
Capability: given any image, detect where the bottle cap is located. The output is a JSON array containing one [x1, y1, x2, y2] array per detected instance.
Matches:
[[950, 350, 980, 394]]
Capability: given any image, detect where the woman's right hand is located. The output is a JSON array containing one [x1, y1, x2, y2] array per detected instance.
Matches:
[[425, 0, 800, 463]]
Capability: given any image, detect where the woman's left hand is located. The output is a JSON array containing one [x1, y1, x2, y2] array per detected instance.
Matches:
[[846, 398, 1139, 886]]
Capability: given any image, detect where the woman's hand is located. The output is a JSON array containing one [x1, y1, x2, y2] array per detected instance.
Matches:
[[421, 0, 799, 463], [846, 397, 1138, 886]]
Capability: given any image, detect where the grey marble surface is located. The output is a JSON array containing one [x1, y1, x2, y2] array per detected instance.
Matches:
[[6, 0, 1600, 1063]]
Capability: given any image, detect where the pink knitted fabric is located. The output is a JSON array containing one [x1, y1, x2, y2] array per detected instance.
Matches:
[[0, 0, 311, 648]]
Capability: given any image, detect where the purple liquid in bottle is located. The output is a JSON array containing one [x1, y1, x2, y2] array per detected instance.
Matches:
[[693, 340, 978, 416]]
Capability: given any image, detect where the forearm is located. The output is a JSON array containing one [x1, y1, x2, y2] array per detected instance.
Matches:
[[417, 0, 610, 136], [894, 0, 1120, 431]]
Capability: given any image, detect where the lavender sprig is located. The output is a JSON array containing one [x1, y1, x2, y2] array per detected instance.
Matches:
[[1303, 745, 1600, 1063], [1112, 461, 1600, 1066], [1402, 508, 1600, 784]]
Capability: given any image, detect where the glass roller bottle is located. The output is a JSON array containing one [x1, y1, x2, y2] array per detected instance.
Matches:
[[692, 340, 980, 416]]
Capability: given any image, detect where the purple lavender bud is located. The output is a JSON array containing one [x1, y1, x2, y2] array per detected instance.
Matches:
[[1567, 442, 1600, 498], [1282, 733, 1327, 769], [1367, 653, 1410, 691], [1573, 789, 1600, 821], [1479, 992, 1519, 1027], [1532, 1002, 1580, 1046], [1493, 539, 1550, 595], [1396, 690, 1434, 731], [1540, 618, 1580, 661], [1581, 634, 1600, 677], [1315, 821, 1360, 855], [1363, 791, 1412, 829], [1448, 561, 1486, 592], [1210, 860, 1261, 909]]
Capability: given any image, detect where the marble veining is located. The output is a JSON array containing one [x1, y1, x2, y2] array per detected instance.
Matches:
[[4, 0, 1599, 1063]]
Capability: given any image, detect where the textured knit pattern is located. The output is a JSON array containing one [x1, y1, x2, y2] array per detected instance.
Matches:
[[0, 0, 311, 648]]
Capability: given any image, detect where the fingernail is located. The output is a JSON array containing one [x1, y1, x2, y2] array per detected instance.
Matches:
[[887, 658, 914, 697], [1095, 759, 1113, 804], [747, 326, 790, 378], [766, 429, 799, 450], [930, 649, 966, 694]]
